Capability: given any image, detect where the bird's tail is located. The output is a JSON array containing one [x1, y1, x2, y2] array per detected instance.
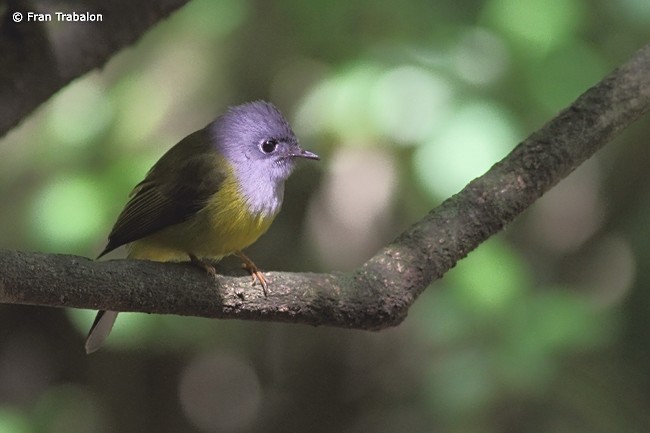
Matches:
[[85, 310, 119, 354]]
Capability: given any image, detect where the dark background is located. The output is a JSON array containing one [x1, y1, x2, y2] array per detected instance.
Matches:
[[1, 0, 649, 432]]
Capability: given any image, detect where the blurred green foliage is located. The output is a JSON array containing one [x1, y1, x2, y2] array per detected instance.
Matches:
[[1, 0, 650, 432]]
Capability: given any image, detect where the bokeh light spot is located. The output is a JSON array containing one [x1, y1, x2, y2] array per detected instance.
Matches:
[[30, 175, 106, 250], [308, 147, 397, 270], [32, 385, 105, 433], [449, 238, 529, 315], [180, 352, 262, 432], [527, 159, 604, 252], [295, 63, 384, 139], [483, 0, 585, 54], [110, 74, 175, 145], [426, 349, 494, 417], [371, 66, 454, 145], [47, 76, 113, 148], [451, 27, 510, 85], [176, 0, 249, 36], [413, 100, 520, 199]]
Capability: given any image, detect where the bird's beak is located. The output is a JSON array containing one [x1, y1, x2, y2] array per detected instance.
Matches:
[[294, 148, 320, 160]]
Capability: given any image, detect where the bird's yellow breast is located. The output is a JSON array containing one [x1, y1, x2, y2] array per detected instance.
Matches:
[[128, 162, 277, 262]]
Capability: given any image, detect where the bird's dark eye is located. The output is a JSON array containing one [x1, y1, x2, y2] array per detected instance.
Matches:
[[260, 138, 278, 154]]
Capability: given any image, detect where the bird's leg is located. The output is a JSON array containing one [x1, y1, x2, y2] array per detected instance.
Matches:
[[188, 253, 217, 278], [235, 250, 268, 296]]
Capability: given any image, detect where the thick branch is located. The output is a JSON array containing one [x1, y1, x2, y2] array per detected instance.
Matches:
[[0, 0, 190, 136], [2, 43, 650, 330]]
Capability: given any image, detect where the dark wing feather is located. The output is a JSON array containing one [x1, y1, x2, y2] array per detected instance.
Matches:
[[97, 128, 225, 258]]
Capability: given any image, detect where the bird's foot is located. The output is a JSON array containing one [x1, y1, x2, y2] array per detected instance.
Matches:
[[235, 251, 268, 296], [189, 254, 217, 279]]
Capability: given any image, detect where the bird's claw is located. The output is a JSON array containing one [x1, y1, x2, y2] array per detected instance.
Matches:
[[236, 251, 268, 296]]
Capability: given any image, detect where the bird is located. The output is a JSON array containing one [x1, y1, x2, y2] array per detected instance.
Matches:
[[85, 100, 319, 354]]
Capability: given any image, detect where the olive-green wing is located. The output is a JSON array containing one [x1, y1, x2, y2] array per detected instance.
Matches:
[[97, 129, 225, 258]]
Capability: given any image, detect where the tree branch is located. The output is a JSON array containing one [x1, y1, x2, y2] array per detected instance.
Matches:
[[0, 0, 190, 136], [2, 43, 650, 330]]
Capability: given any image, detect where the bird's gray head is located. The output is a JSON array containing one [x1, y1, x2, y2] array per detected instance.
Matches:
[[210, 101, 319, 215], [211, 100, 319, 182]]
